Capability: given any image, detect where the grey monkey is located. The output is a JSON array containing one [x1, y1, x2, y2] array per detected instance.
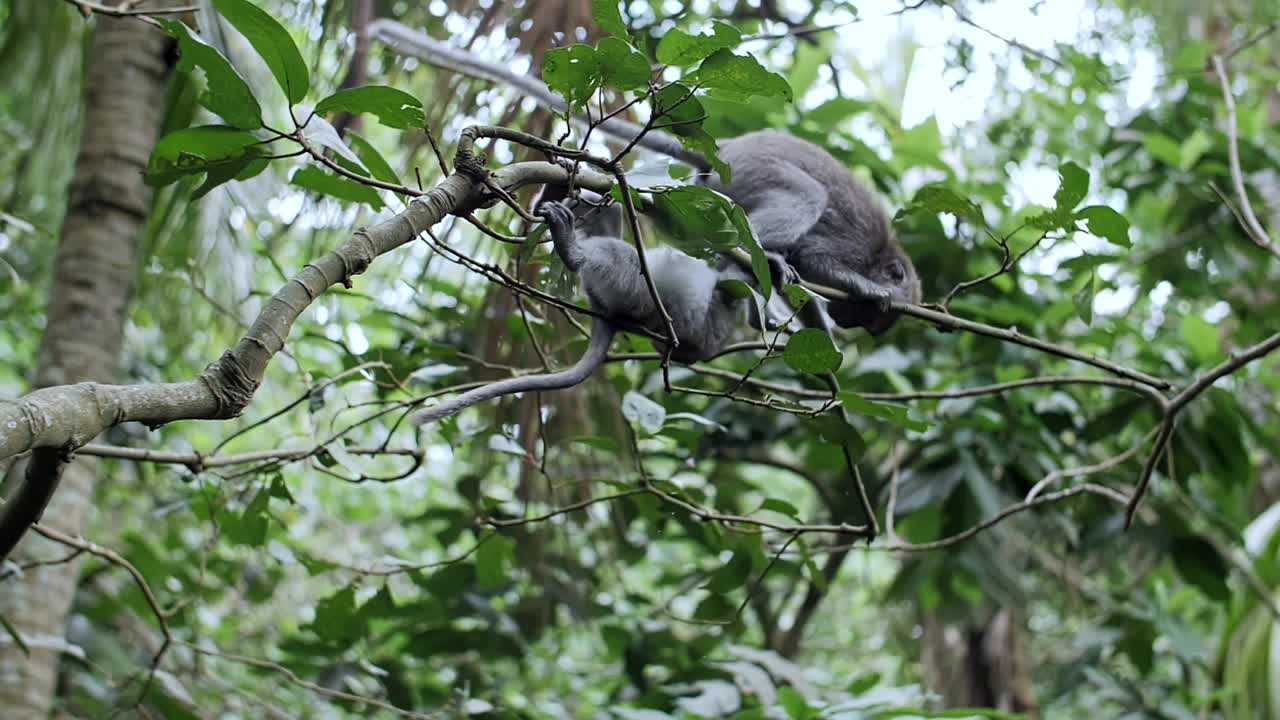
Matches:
[[708, 131, 921, 335], [410, 200, 751, 425], [370, 21, 921, 334]]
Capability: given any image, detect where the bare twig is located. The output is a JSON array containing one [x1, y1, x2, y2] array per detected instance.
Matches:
[[1210, 54, 1278, 259], [1125, 330, 1280, 526]]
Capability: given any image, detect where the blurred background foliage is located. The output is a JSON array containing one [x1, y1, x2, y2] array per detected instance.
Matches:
[[1, 0, 1279, 718]]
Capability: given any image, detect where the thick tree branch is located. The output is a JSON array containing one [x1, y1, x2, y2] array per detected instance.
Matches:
[[0, 160, 605, 561]]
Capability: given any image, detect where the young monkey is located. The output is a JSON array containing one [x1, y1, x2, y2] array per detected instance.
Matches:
[[410, 199, 753, 425]]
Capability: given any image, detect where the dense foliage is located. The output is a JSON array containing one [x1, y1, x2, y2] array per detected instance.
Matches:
[[1, 1, 1278, 718]]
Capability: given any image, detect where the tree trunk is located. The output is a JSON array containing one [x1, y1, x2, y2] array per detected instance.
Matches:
[[0, 8, 173, 717], [921, 608, 1039, 718]]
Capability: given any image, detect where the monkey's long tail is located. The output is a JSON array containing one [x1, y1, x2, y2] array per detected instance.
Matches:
[[411, 321, 616, 426], [368, 19, 710, 171]]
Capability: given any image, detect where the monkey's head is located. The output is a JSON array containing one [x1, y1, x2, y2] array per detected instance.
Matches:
[[830, 243, 920, 336]]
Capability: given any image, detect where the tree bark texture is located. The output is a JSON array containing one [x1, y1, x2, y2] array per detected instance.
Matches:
[[0, 9, 173, 717], [921, 608, 1039, 719]]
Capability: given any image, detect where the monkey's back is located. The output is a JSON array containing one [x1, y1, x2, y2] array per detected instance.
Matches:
[[715, 130, 894, 261]]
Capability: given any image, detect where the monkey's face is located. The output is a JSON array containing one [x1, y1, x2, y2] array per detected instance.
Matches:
[[833, 249, 920, 335]]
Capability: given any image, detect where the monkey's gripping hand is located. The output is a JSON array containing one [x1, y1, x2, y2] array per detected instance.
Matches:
[[538, 200, 585, 271], [765, 251, 801, 289], [845, 272, 896, 314]]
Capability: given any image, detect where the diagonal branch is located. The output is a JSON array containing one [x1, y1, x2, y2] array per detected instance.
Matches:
[[0, 160, 608, 561]]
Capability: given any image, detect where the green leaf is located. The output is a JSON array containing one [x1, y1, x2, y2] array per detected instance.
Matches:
[[729, 204, 771, 298], [1172, 40, 1209, 75], [346, 132, 401, 185], [476, 532, 515, 589], [571, 435, 620, 452], [190, 152, 266, 199], [1054, 161, 1089, 212], [1179, 128, 1213, 170], [542, 44, 599, 108], [896, 184, 983, 225], [1143, 132, 1182, 167], [782, 284, 812, 309], [268, 475, 295, 503], [783, 328, 843, 374], [213, 0, 309, 104], [291, 166, 385, 209], [778, 686, 815, 719], [651, 185, 743, 256], [591, 0, 628, 38], [655, 22, 742, 66], [595, 37, 650, 91], [693, 49, 793, 103], [156, 19, 262, 130], [759, 498, 801, 519], [809, 414, 868, 462], [146, 126, 264, 188], [705, 549, 752, 593], [1075, 205, 1131, 247], [314, 85, 425, 129], [1180, 314, 1222, 364], [806, 97, 870, 126], [224, 486, 270, 547], [1170, 536, 1230, 601], [716, 278, 756, 300], [651, 84, 730, 183], [839, 391, 928, 432], [1117, 619, 1156, 674], [311, 585, 360, 642], [1072, 269, 1095, 325]]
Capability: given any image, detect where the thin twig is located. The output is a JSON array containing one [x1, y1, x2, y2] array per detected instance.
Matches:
[[1210, 54, 1278, 258]]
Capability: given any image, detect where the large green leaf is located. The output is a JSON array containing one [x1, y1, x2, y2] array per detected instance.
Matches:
[[157, 19, 262, 130], [213, 0, 310, 104], [783, 328, 843, 374], [542, 44, 599, 108], [591, 0, 628, 38], [291, 165, 384, 209], [314, 85, 425, 129], [655, 22, 741, 66], [692, 49, 793, 102], [145, 125, 264, 188]]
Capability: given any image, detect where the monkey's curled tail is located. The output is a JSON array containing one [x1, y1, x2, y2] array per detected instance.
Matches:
[[411, 321, 616, 426]]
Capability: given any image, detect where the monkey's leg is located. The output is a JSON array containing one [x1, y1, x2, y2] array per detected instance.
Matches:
[[729, 162, 829, 251]]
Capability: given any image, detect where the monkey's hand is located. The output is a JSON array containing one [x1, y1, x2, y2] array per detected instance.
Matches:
[[764, 251, 801, 288], [537, 200, 584, 271], [847, 274, 895, 313], [537, 200, 574, 235]]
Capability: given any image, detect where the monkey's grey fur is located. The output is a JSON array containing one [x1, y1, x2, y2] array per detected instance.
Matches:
[[708, 131, 921, 334], [410, 200, 751, 425], [370, 20, 921, 335]]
